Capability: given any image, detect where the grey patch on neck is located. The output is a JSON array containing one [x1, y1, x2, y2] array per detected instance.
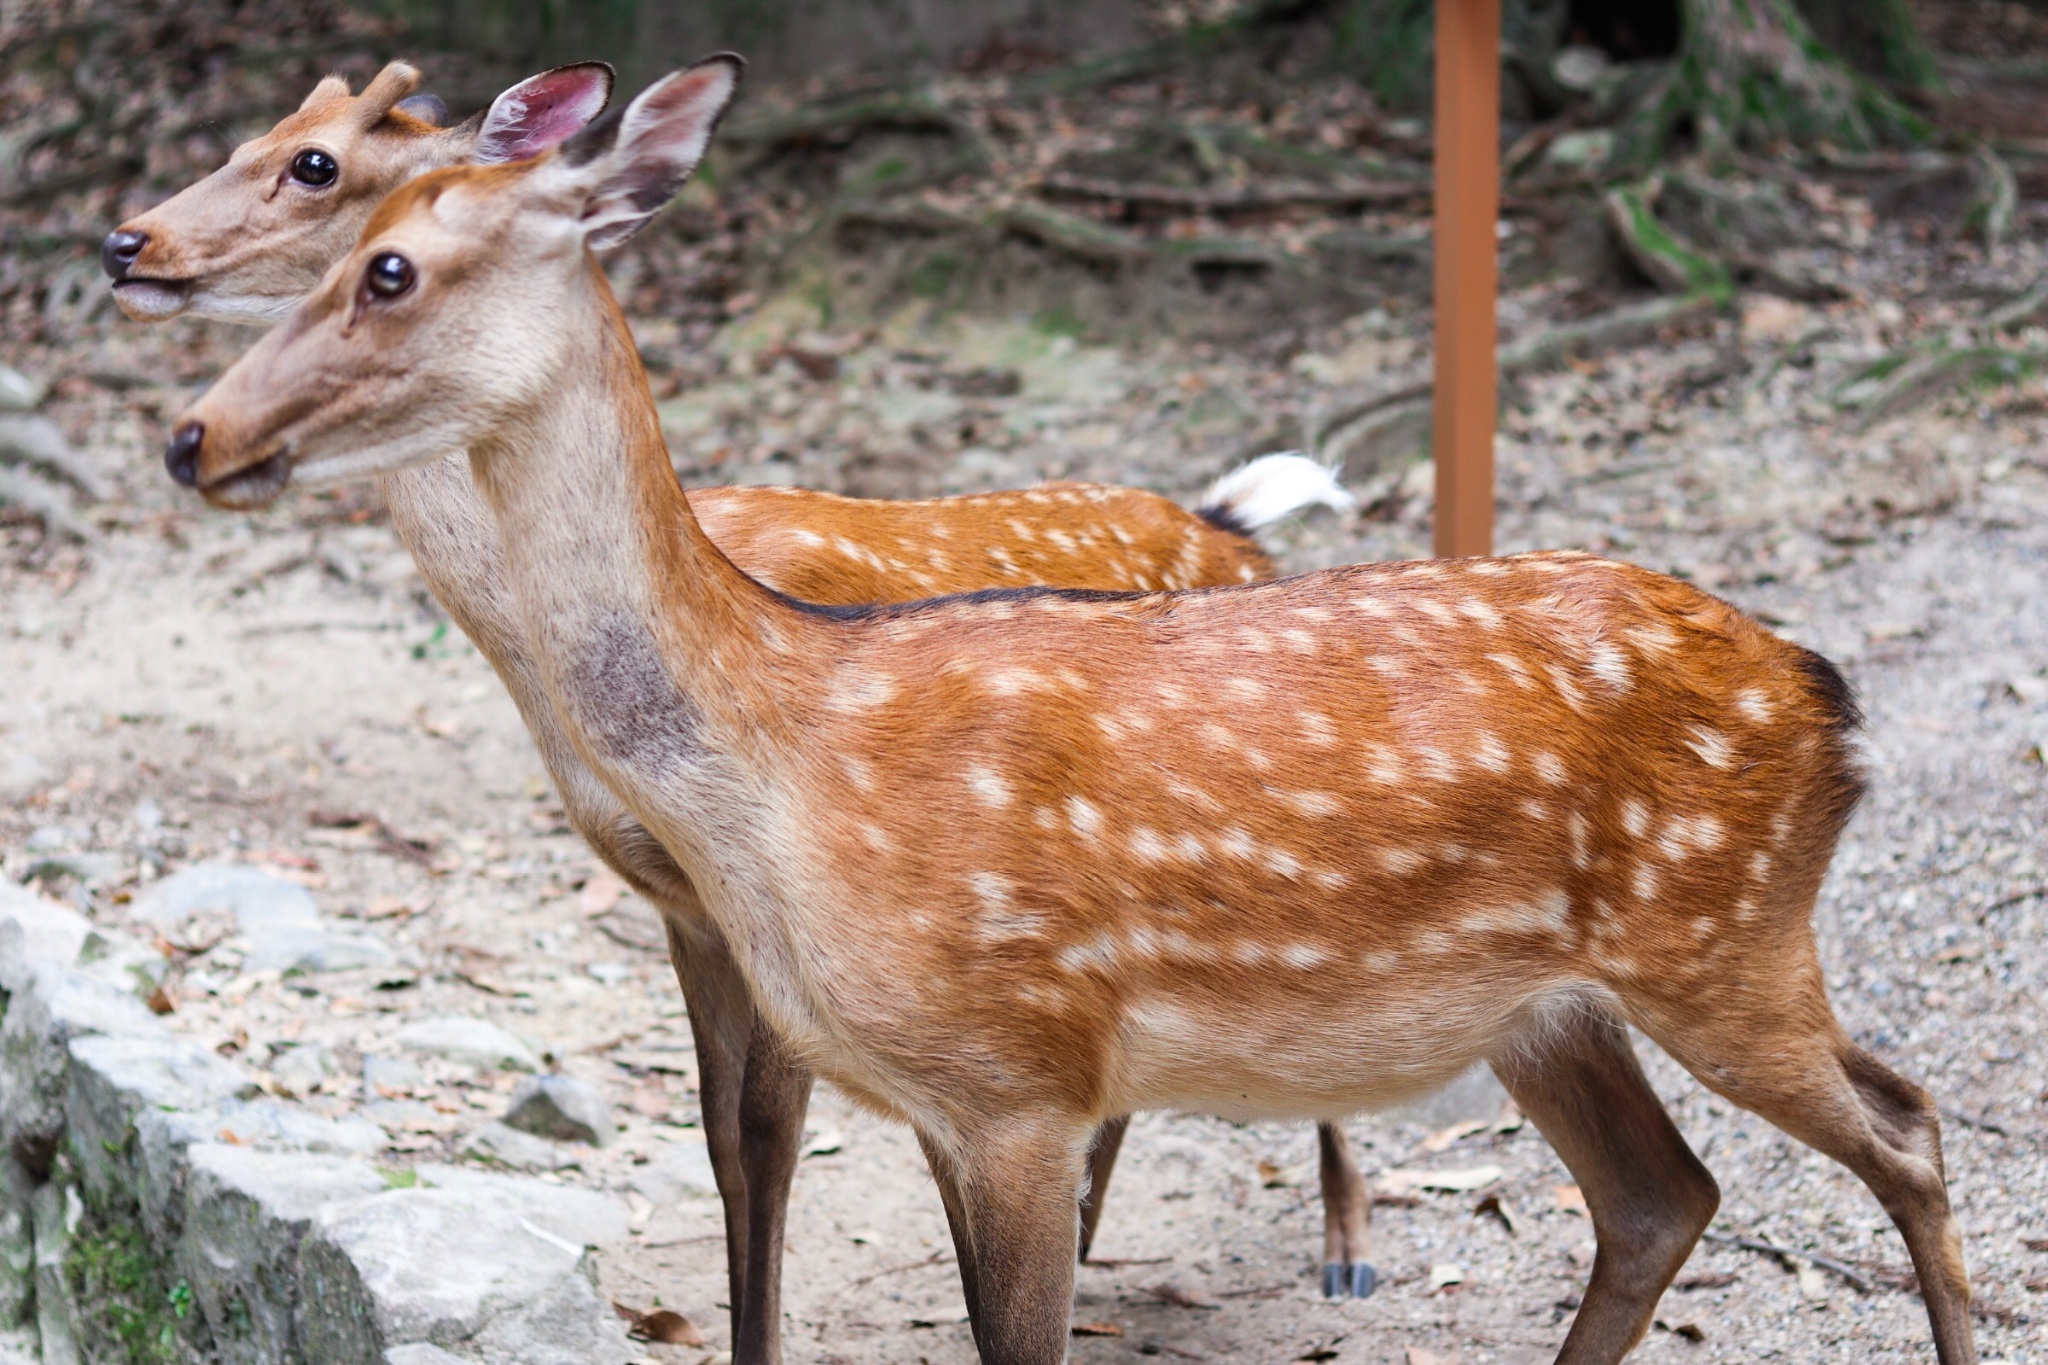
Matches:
[[563, 613, 703, 771]]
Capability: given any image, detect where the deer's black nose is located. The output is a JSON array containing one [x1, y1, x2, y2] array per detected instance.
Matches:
[[102, 230, 148, 281], [165, 422, 204, 487]]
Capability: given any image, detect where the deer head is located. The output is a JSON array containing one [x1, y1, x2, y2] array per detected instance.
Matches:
[[103, 59, 613, 324], [169, 54, 740, 507]]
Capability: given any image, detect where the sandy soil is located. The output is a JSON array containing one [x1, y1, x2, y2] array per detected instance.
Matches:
[[3, 218, 2047, 1365]]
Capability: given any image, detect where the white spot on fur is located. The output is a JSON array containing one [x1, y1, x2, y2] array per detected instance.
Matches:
[[1520, 799, 1551, 822], [1418, 747, 1459, 781], [1299, 711, 1338, 746], [1225, 676, 1267, 701], [1736, 688, 1775, 724], [1533, 751, 1567, 786], [1567, 811, 1591, 869], [1620, 799, 1651, 838], [1749, 851, 1773, 880], [986, 667, 1050, 696], [1456, 598, 1503, 628], [1632, 863, 1659, 901], [1381, 848, 1425, 876], [1281, 943, 1329, 970], [1489, 653, 1535, 689], [1264, 849, 1303, 879], [1686, 726, 1734, 769], [1286, 791, 1342, 818], [1365, 748, 1406, 784], [1472, 733, 1511, 773], [1059, 934, 1120, 974], [827, 670, 897, 713], [968, 872, 1013, 909], [839, 755, 876, 791], [1218, 828, 1256, 860], [965, 764, 1012, 807], [1130, 828, 1168, 862], [1067, 796, 1104, 840], [1587, 642, 1632, 691], [790, 528, 825, 547]]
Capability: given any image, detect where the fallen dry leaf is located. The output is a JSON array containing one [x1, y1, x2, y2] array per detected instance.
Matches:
[[1553, 1184, 1588, 1215], [1473, 1192, 1516, 1234], [1141, 1281, 1221, 1310], [1420, 1118, 1488, 1152], [1377, 1164, 1502, 1197], [1675, 1271, 1738, 1290], [580, 868, 628, 917], [1071, 1320, 1123, 1337], [146, 983, 177, 1015], [1406, 1347, 1457, 1365], [1655, 1318, 1707, 1342], [612, 1302, 703, 1346], [1258, 1158, 1308, 1188]]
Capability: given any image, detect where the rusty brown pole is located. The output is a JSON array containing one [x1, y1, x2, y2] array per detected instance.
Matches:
[[1432, 0, 1500, 558]]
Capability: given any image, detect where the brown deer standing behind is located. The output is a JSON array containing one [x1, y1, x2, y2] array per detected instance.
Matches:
[[105, 57, 1376, 1363], [170, 58, 1975, 1365]]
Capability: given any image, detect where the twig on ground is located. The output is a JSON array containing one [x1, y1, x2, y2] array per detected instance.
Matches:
[[1700, 1230, 1876, 1292]]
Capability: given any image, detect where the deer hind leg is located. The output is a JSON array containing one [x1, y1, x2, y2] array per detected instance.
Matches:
[[733, 1017, 811, 1365], [1316, 1122, 1375, 1298], [1642, 988, 1976, 1365], [1076, 1115, 1130, 1263], [1494, 1002, 1719, 1364]]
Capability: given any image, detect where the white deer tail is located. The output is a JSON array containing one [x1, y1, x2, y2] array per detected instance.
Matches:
[[1196, 452, 1356, 537]]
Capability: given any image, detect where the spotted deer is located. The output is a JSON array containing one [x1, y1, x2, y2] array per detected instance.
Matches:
[[107, 57, 1373, 1361], [166, 57, 1976, 1365]]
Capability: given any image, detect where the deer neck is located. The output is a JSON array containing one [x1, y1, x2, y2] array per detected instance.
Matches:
[[464, 262, 822, 961]]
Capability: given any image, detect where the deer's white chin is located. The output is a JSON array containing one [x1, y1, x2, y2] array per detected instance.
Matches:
[[111, 280, 192, 321], [293, 430, 461, 490]]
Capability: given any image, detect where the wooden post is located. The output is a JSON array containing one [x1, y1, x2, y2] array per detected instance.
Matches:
[[1432, 0, 1500, 559]]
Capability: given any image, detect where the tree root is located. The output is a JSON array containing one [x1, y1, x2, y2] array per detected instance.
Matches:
[[1309, 293, 1722, 470], [0, 413, 109, 499], [1834, 346, 2039, 431], [1038, 172, 1424, 217], [0, 464, 94, 542]]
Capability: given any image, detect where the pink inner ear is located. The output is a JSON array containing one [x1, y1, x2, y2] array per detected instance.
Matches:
[[477, 65, 612, 162]]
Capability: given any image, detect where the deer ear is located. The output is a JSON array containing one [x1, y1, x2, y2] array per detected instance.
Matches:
[[556, 54, 741, 251], [299, 74, 353, 111], [475, 62, 615, 163]]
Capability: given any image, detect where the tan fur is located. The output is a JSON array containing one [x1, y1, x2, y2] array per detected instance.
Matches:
[[176, 114, 1976, 1365]]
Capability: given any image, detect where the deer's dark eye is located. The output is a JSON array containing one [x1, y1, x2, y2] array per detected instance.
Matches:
[[289, 149, 338, 187], [365, 252, 414, 299]]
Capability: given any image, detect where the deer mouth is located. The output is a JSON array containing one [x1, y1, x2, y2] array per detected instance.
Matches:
[[111, 277, 194, 321], [199, 448, 294, 510]]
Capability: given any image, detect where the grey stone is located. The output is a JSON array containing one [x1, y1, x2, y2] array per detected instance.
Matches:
[[385, 1347, 470, 1365], [23, 852, 127, 887], [628, 1134, 720, 1206], [0, 961, 157, 1168], [413, 1165, 628, 1248], [267, 1041, 340, 1094], [1384, 1062, 1513, 1131], [0, 753, 51, 803], [393, 1016, 540, 1073], [362, 1053, 428, 1096], [297, 1189, 633, 1365], [501, 1074, 614, 1147], [0, 883, 90, 990], [66, 1031, 257, 1238], [176, 1144, 389, 1365], [30, 1182, 81, 1365], [214, 1099, 386, 1157], [0, 366, 45, 413], [0, 1157, 32, 1327], [459, 1123, 576, 1174], [130, 861, 390, 975]]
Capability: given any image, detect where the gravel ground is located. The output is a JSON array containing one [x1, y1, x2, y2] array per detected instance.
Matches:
[[2, 214, 2046, 1364]]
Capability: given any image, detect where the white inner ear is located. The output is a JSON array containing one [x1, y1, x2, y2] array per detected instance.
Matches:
[[578, 62, 738, 251]]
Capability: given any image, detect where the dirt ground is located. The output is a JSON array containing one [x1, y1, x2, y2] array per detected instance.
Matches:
[[3, 192, 2047, 1364]]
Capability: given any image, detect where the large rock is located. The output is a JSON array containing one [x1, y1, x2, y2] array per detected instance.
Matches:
[[392, 1016, 540, 1074], [0, 1157, 32, 1328], [130, 862, 392, 975], [459, 1123, 576, 1174], [177, 1145, 390, 1365], [296, 1190, 633, 1365], [29, 1182, 81, 1365], [214, 1098, 386, 1158], [412, 1165, 628, 1249], [500, 1074, 614, 1147], [629, 1133, 720, 1206], [66, 1031, 258, 1241], [0, 883, 167, 1001], [0, 961, 157, 1170]]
